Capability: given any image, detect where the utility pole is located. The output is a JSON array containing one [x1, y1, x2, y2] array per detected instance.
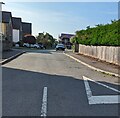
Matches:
[[0, 2, 5, 49], [0, 2, 5, 40], [0, 2, 5, 35], [0, 2, 5, 118]]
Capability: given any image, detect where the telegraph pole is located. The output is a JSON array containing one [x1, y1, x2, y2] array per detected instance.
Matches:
[[0, 2, 5, 118], [0, 2, 5, 42]]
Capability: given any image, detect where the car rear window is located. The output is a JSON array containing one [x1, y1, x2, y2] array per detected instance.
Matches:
[[58, 44, 64, 46]]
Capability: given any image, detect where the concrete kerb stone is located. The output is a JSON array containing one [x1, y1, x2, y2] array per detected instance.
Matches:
[[0, 51, 26, 65], [63, 52, 120, 78]]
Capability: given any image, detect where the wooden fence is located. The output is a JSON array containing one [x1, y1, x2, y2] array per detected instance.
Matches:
[[78, 44, 120, 66]]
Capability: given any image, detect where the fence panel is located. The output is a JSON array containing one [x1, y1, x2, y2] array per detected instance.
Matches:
[[78, 44, 120, 66]]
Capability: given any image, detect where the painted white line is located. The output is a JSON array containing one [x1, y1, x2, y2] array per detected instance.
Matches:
[[83, 77, 93, 104], [64, 53, 120, 77], [89, 95, 119, 104], [83, 76, 120, 104], [84, 76, 120, 93], [41, 87, 47, 117]]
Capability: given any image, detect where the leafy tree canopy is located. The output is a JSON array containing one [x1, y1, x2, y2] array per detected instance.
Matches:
[[36, 32, 57, 48]]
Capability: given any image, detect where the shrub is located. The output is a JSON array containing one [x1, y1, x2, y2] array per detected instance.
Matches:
[[75, 20, 119, 46]]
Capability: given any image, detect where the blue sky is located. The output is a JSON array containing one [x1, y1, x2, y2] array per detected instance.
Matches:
[[3, 2, 118, 39]]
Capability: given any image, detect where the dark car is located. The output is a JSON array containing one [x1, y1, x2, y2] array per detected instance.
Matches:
[[38, 43, 46, 49], [56, 44, 65, 51], [66, 44, 72, 49]]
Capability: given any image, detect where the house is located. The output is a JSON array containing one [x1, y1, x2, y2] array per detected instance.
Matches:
[[12, 17, 22, 43], [1, 10, 33, 49], [59, 33, 75, 49], [22, 22, 32, 38], [2, 11, 13, 51]]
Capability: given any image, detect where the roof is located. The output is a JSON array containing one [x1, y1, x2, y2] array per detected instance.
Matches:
[[12, 17, 22, 30], [22, 22, 31, 24], [24, 34, 33, 37], [0, 2, 5, 4], [60, 33, 75, 39], [2, 11, 12, 23]]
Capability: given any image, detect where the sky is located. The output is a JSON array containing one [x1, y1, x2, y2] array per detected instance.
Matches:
[[2, 2, 118, 39]]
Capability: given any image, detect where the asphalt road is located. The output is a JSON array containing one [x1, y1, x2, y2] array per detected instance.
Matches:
[[2, 49, 120, 117]]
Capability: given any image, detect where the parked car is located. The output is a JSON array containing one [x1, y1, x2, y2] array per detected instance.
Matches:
[[15, 44, 19, 47], [30, 44, 40, 49], [38, 43, 46, 49], [66, 44, 72, 49], [23, 43, 40, 49], [56, 44, 65, 51], [23, 43, 29, 48]]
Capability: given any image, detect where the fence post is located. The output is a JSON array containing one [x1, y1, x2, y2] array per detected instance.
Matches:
[[75, 43, 79, 52]]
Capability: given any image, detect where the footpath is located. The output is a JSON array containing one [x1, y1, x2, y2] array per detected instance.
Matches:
[[64, 50, 120, 78], [0, 49, 25, 65]]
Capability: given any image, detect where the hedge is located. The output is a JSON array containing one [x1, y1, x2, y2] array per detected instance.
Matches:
[[73, 20, 120, 46]]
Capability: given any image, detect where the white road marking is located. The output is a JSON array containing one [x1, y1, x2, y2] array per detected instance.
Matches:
[[83, 76, 120, 104], [41, 87, 47, 117], [89, 95, 119, 104], [83, 77, 93, 103], [84, 76, 120, 93]]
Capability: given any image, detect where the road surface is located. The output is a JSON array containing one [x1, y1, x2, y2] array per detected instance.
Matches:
[[2, 50, 120, 117]]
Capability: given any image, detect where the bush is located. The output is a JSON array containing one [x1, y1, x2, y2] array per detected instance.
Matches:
[[75, 20, 119, 46]]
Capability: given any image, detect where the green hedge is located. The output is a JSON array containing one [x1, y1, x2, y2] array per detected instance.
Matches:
[[74, 20, 120, 46]]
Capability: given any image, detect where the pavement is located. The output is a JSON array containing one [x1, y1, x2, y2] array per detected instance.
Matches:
[[64, 50, 120, 78], [2, 49, 120, 117], [0, 49, 25, 65]]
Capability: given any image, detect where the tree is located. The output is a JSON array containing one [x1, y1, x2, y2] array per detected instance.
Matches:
[[36, 32, 56, 48], [86, 26, 90, 29], [70, 36, 78, 44], [36, 33, 44, 43]]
